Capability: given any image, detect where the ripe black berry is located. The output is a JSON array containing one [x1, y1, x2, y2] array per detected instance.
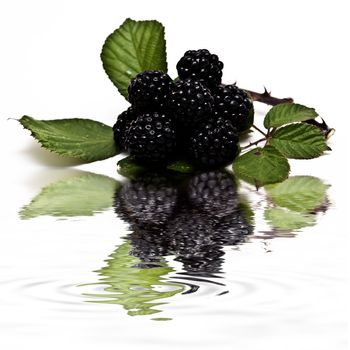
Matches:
[[125, 112, 176, 164], [128, 70, 174, 112], [112, 107, 136, 151], [167, 79, 213, 128], [188, 117, 239, 168], [212, 84, 254, 133], [176, 49, 223, 89]]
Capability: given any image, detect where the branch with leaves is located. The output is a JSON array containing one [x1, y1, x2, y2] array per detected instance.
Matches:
[[18, 18, 333, 187]]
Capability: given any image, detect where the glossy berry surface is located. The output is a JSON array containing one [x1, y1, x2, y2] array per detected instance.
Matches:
[[125, 112, 176, 164], [112, 107, 136, 151], [188, 117, 239, 168], [128, 70, 174, 112], [176, 49, 223, 89], [167, 79, 213, 128], [212, 84, 254, 133]]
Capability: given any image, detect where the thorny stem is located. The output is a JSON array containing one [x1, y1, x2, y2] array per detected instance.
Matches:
[[252, 124, 268, 137], [241, 137, 267, 150], [244, 87, 293, 106]]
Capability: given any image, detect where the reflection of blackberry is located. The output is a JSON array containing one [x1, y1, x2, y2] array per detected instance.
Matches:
[[125, 112, 176, 164], [129, 228, 171, 265], [112, 107, 136, 151], [187, 170, 239, 218], [128, 70, 174, 112], [176, 49, 223, 89], [114, 175, 178, 229], [167, 79, 213, 128], [212, 84, 254, 133], [166, 209, 224, 274], [188, 117, 239, 168]]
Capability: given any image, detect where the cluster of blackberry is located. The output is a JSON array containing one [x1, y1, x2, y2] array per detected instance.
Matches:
[[113, 49, 254, 169], [114, 170, 252, 272]]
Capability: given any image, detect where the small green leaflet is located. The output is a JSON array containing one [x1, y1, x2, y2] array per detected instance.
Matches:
[[264, 207, 316, 231], [233, 145, 290, 186], [265, 176, 329, 212], [166, 159, 195, 173], [101, 18, 167, 98], [264, 103, 318, 129], [117, 156, 195, 179], [20, 172, 120, 219], [269, 123, 330, 159], [19, 116, 118, 162]]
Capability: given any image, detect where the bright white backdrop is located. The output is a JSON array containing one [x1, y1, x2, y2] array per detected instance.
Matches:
[[0, 1, 349, 349]]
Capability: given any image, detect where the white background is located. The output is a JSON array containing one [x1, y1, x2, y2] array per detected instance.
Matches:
[[0, 0, 349, 349]]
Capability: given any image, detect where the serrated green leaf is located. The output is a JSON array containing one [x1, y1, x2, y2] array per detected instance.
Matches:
[[264, 207, 316, 230], [101, 18, 167, 98], [166, 159, 195, 173], [264, 103, 318, 129], [265, 176, 329, 212], [20, 172, 120, 219], [81, 242, 184, 316], [19, 116, 118, 162], [233, 146, 290, 186], [269, 123, 329, 159]]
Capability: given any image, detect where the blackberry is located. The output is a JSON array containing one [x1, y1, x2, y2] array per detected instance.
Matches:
[[128, 70, 174, 112], [112, 107, 136, 151], [176, 49, 223, 89], [125, 112, 176, 164], [187, 170, 239, 218], [114, 174, 178, 229], [167, 79, 213, 128], [188, 117, 239, 168], [212, 84, 254, 133]]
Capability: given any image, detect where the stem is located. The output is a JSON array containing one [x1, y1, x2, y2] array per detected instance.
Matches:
[[241, 137, 267, 150], [252, 124, 268, 137], [244, 87, 293, 106]]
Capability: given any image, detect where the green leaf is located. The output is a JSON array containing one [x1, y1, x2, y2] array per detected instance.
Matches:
[[20, 172, 120, 219], [101, 18, 167, 98], [233, 146, 290, 186], [264, 207, 316, 231], [166, 159, 195, 173], [269, 123, 330, 159], [19, 116, 118, 162], [264, 103, 318, 129], [117, 156, 148, 179], [265, 176, 329, 212], [81, 242, 184, 316]]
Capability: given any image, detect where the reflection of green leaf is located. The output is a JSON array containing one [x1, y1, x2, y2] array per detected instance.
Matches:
[[19, 116, 118, 162], [233, 146, 290, 186], [265, 176, 329, 212], [83, 242, 184, 317], [117, 156, 148, 179], [20, 172, 120, 219], [265, 208, 316, 230]]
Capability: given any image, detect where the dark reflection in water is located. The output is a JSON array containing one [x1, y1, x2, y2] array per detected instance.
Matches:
[[83, 170, 253, 317], [116, 170, 252, 274]]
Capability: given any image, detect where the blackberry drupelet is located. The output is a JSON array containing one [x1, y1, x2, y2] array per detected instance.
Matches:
[[112, 107, 136, 151], [125, 112, 176, 164], [212, 84, 254, 133], [128, 70, 174, 112], [176, 49, 223, 89], [167, 79, 213, 128], [188, 117, 239, 168], [187, 170, 239, 218]]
